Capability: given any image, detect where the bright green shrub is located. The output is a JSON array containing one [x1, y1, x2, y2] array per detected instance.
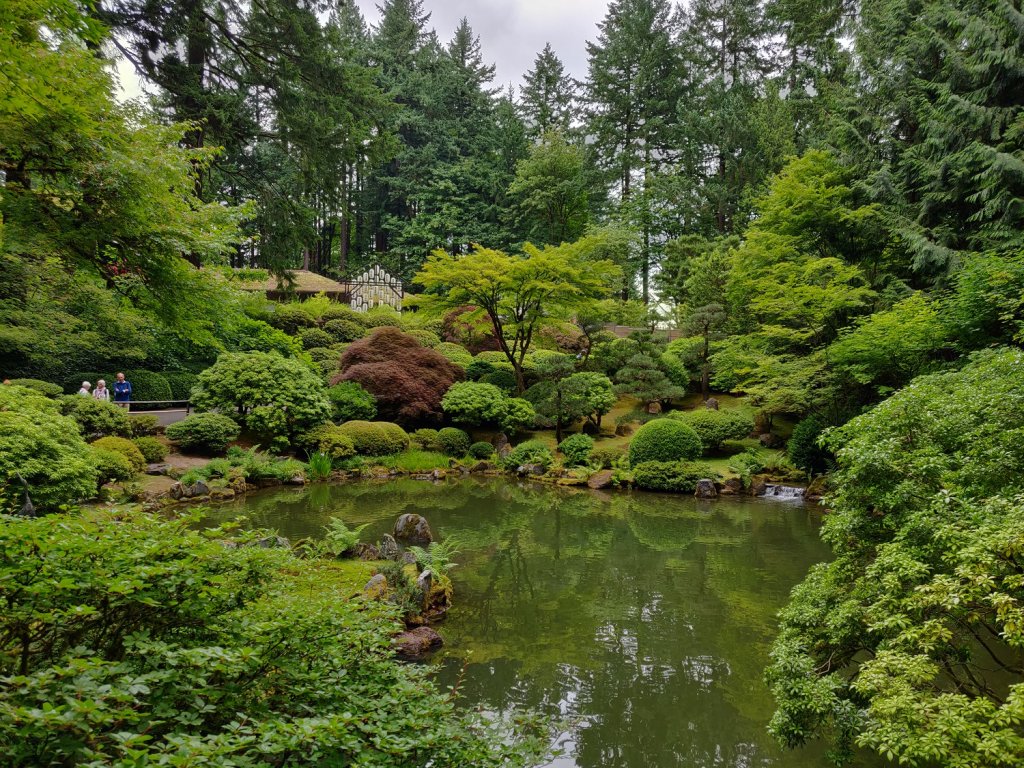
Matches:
[[297, 424, 356, 462], [667, 409, 754, 452], [305, 347, 341, 378], [60, 395, 132, 438], [590, 444, 625, 470], [165, 413, 241, 454], [503, 440, 553, 471], [436, 427, 471, 457], [481, 369, 517, 394], [299, 327, 334, 350], [411, 428, 440, 451], [435, 342, 474, 369], [628, 419, 702, 467], [558, 434, 594, 466], [6, 378, 62, 398], [192, 352, 332, 451], [89, 447, 136, 488], [1, 386, 97, 510], [720, 439, 749, 455], [128, 414, 161, 437], [337, 421, 410, 456], [320, 303, 367, 324], [162, 371, 198, 400], [326, 381, 377, 422], [224, 316, 304, 357], [503, 398, 538, 433], [362, 306, 403, 327], [441, 382, 536, 433], [269, 303, 316, 335], [91, 436, 146, 472], [469, 441, 495, 459], [406, 329, 440, 347], [323, 317, 366, 343], [632, 461, 715, 492], [465, 360, 496, 380], [132, 436, 168, 464]]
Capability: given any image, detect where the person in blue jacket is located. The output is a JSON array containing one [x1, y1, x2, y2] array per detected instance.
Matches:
[[113, 372, 132, 410]]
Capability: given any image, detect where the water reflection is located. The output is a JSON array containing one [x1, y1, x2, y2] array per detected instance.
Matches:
[[202, 478, 854, 767]]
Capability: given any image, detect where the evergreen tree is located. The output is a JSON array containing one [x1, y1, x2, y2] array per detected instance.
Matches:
[[520, 43, 578, 138]]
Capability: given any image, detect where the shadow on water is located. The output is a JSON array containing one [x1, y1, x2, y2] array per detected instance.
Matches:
[[202, 477, 878, 768]]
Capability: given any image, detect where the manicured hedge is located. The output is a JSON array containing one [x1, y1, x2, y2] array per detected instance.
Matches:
[[7, 378, 63, 398], [469, 441, 495, 459], [632, 461, 714, 492], [558, 433, 594, 466], [132, 436, 168, 464], [296, 424, 356, 462], [628, 419, 702, 467], [503, 440, 553, 470], [436, 427, 471, 457], [336, 421, 409, 456], [90, 436, 146, 473], [667, 409, 754, 452], [165, 413, 241, 454]]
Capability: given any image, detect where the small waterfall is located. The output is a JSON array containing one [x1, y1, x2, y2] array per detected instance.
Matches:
[[761, 484, 806, 501]]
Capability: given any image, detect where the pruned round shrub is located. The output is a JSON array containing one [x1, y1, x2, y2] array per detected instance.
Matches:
[[667, 409, 754, 452], [558, 433, 594, 467], [7, 378, 63, 398], [305, 347, 341, 378], [299, 327, 333, 350], [406, 329, 440, 348], [128, 414, 161, 437], [90, 437, 146, 473], [480, 369, 517, 394], [628, 419, 702, 467], [132, 436, 167, 464], [632, 461, 715, 493], [269, 303, 316, 335], [503, 440, 553, 471], [434, 342, 474, 369], [89, 446, 136, 488], [469, 442, 494, 459], [165, 413, 241, 454], [1, 386, 97, 509], [297, 424, 356, 462], [411, 428, 440, 451], [60, 395, 132, 438], [334, 328, 462, 423], [326, 381, 377, 422], [436, 427, 471, 457], [465, 360, 496, 380], [320, 303, 368, 324], [590, 444, 625, 470], [323, 317, 366, 343], [336, 421, 410, 456]]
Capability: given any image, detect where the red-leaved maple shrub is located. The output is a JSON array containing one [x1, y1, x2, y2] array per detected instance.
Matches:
[[333, 327, 462, 423]]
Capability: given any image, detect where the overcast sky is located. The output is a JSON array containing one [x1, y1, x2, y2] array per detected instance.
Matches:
[[113, 1, 609, 101]]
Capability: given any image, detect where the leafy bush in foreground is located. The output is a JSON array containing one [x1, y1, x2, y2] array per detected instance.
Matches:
[[6, 378, 63, 398], [436, 427, 471, 456], [297, 424, 356, 462], [90, 436, 146, 473], [326, 381, 377, 422], [60, 395, 132, 438], [0, 512, 547, 766], [628, 419, 702, 467], [165, 412, 240, 454], [503, 440, 553, 470], [558, 433, 594, 466]]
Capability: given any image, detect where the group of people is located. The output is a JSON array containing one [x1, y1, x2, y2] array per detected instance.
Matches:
[[78, 372, 132, 407]]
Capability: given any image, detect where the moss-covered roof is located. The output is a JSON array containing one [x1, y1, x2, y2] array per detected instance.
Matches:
[[235, 269, 349, 295]]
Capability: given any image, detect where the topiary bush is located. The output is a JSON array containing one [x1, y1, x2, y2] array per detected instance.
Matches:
[[299, 327, 334, 350], [434, 342, 474, 370], [480, 369, 517, 394], [165, 413, 241, 454], [60, 395, 132, 438], [323, 317, 366, 343], [127, 414, 161, 437], [590, 444, 625, 470], [436, 427, 471, 457], [1, 386, 97, 510], [296, 424, 356, 462], [6, 378, 63, 398], [91, 436, 146, 473], [632, 461, 715, 493], [503, 440, 554, 471], [162, 371, 198, 401], [326, 381, 377, 422], [132, 436, 168, 464], [411, 428, 440, 451], [667, 409, 755, 453], [89, 447, 136, 489], [305, 347, 341, 378], [469, 441, 495, 459], [628, 419, 702, 467], [336, 421, 410, 456], [465, 360, 496, 380], [406, 329, 440, 348], [558, 433, 594, 466], [191, 352, 332, 451], [269, 303, 317, 335]]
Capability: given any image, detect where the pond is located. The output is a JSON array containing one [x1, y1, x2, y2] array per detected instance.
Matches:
[[203, 477, 844, 768]]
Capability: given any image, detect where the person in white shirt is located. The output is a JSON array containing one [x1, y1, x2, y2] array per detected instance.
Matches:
[[78, 381, 92, 396], [92, 379, 110, 401]]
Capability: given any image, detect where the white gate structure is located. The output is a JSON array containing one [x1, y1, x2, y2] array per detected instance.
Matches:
[[347, 264, 403, 312]]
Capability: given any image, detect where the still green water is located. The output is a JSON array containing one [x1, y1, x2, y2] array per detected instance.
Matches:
[[204, 477, 838, 768]]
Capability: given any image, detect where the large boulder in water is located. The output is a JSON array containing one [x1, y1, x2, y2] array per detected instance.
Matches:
[[587, 470, 614, 490], [694, 478, 717, 499], [394, 626, 443, 661], [394, 514, 433, 545]]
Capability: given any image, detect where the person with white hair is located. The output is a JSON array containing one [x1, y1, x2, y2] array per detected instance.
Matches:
[[77, 381, 92, 396], [92, 379, 110, 401]]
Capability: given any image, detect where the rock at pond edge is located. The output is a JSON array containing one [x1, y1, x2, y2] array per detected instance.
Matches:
[[394, 513, 433, 545]]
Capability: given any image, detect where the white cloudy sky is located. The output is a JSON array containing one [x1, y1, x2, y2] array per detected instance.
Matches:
[[113, 0, 608, 101]]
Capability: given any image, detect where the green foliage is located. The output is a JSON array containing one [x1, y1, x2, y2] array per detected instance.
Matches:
[[88, 447, 136, 488], [465, 360, 496, 380], [436, 427, 471, 457], [469, 441, 495, 459], [270, 303, 317, 335], [434, 342, 474, 369], [198, 447, 305, 484], [632, 461, 715, 493], [0, 510, 545, 766], [508, 131, 590, 245], [326, 381, 377, 422], [127, 414, 161, 437], [306, 452, 333, 481], [628, 419, 702, 467], [0, 386, 97, 510], [503, 440, 554, 471], [5, 379, 62, 397], [409, 538, 462, 579], [378, 451, 451, 473], [406, 329, 441, 347], [336, 421, 410, 457], [299, 326, 334, 350], [667, 409, 754, 452], [90, 436, 145, 473], [441, 382, 536, 433], [590, 444, 625, 470], [786, 416, 831, 476], [161, 369, 197, 399], [165, 413, 241, 455], [122, 370, 173, 403], [411, 428, 441, 451], [132, 436, 167, 464], [192, 352, 332, 451], [324, 317, 367, 343], [946, 251, 1024, 348], [297, 424, 357, 463], [614, 354, 685, 405], [768, 348, 1024, 765], [558, 433, 594, 466], [321, 517, 370, 556], [481, 368, 518, 394], [728, 449, 765, 487], [59, 395, 131, 438]]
